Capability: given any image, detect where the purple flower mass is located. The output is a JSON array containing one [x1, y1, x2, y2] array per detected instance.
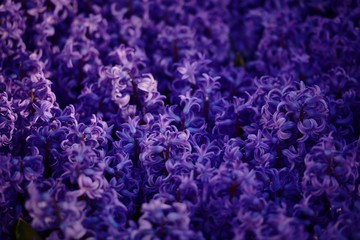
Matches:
[[1, 0, 360, 239]]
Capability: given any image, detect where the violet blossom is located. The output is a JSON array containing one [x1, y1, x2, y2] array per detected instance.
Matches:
[[1, 1, 360, 239]]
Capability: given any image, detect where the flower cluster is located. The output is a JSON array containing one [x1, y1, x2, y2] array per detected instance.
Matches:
[[1, 0, 360, 239]]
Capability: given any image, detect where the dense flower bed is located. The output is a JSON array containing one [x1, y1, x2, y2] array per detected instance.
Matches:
[[1, 0, 360, 239]]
